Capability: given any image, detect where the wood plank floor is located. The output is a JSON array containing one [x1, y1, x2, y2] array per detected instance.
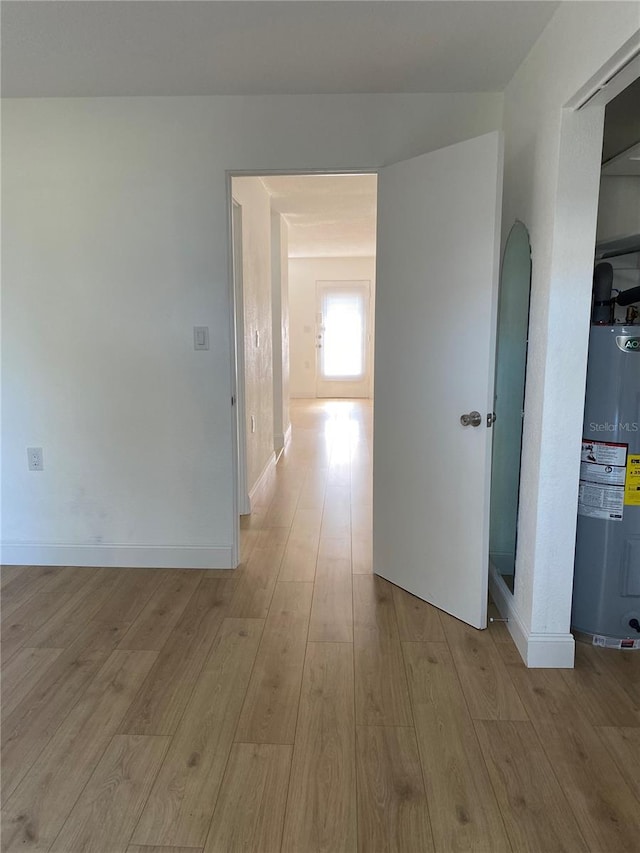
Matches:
[[2, 399, 640, 852]]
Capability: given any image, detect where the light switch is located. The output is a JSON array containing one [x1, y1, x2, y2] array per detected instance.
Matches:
[[194, 327, 210, 350]]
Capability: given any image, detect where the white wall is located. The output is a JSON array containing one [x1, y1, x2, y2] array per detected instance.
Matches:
[[597, 176, 640, 243], [1, 93, 502, 567], [231, 177, 274, 494], [271, 211, 290, 452], [289, 257, 376, 398], [499, 3, 640, 665]]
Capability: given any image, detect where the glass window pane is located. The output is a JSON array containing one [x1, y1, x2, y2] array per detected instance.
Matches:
[[321, 292, 365, 378]]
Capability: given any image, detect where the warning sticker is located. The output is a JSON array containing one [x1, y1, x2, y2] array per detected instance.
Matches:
[[578, 440, 627, 521], [581, 440, 627, 467], [625, 453, 640, 506], [593, 634, 640, 650]]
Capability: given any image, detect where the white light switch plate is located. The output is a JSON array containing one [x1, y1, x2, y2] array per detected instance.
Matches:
[[194, 327, 210, 350]]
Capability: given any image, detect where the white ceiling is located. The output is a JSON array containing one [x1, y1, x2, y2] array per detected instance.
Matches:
[[1, 1, 560, 98], [260, 174, 378, 257]]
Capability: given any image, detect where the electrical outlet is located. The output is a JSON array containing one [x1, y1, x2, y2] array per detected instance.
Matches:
[[250, 415, 256, 433], [27, 447, 43, 471]]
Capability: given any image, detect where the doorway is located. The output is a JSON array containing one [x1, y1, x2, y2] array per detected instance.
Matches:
[[229, 172, 378, 553]]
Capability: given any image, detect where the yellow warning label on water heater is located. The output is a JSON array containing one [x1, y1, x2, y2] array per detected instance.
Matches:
[[625, 454, 640, 505]]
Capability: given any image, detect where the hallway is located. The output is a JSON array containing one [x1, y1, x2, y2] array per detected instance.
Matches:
[[2, 400, 640, 852]]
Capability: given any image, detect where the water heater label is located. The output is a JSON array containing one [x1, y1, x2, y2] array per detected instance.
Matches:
[[616, 336, 640, 353], [625, 454, 640, 506], [593, 634, 640, 650], [578, 439, 628, 521]]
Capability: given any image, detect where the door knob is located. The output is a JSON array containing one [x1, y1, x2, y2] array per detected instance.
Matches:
[[460, 411, 482, 427]]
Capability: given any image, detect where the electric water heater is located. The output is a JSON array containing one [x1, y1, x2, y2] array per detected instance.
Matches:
[[571, 324, 640, 649]]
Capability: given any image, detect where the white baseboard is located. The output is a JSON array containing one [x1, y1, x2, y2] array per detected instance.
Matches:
[[248, 451, 276, 511], [0, 542, 234, 569], [522, 631, 575, 668], [489, 565, 575, 668], [289, 392, 315, 399], [273, 424, 293, 463], [274, 423, 292, 455]]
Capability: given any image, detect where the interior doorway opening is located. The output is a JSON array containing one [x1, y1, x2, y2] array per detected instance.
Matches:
[[228, 171, 378, 552]]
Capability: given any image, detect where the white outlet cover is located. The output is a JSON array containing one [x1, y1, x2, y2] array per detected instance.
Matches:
[[27, 447, 43, 470]]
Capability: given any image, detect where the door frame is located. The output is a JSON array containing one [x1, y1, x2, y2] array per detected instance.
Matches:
[[225, 168, 378, 564]]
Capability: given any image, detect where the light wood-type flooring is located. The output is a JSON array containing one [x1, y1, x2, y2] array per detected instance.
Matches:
[[2, 399, 640, 853]]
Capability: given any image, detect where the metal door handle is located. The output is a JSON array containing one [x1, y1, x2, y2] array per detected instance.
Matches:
[[460, 411, 482, 427]]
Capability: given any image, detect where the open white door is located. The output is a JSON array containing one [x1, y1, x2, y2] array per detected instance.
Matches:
[[373, 131, 503, 629]]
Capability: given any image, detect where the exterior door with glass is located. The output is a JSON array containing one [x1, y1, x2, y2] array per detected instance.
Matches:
[[316, 280, 372, 398]]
